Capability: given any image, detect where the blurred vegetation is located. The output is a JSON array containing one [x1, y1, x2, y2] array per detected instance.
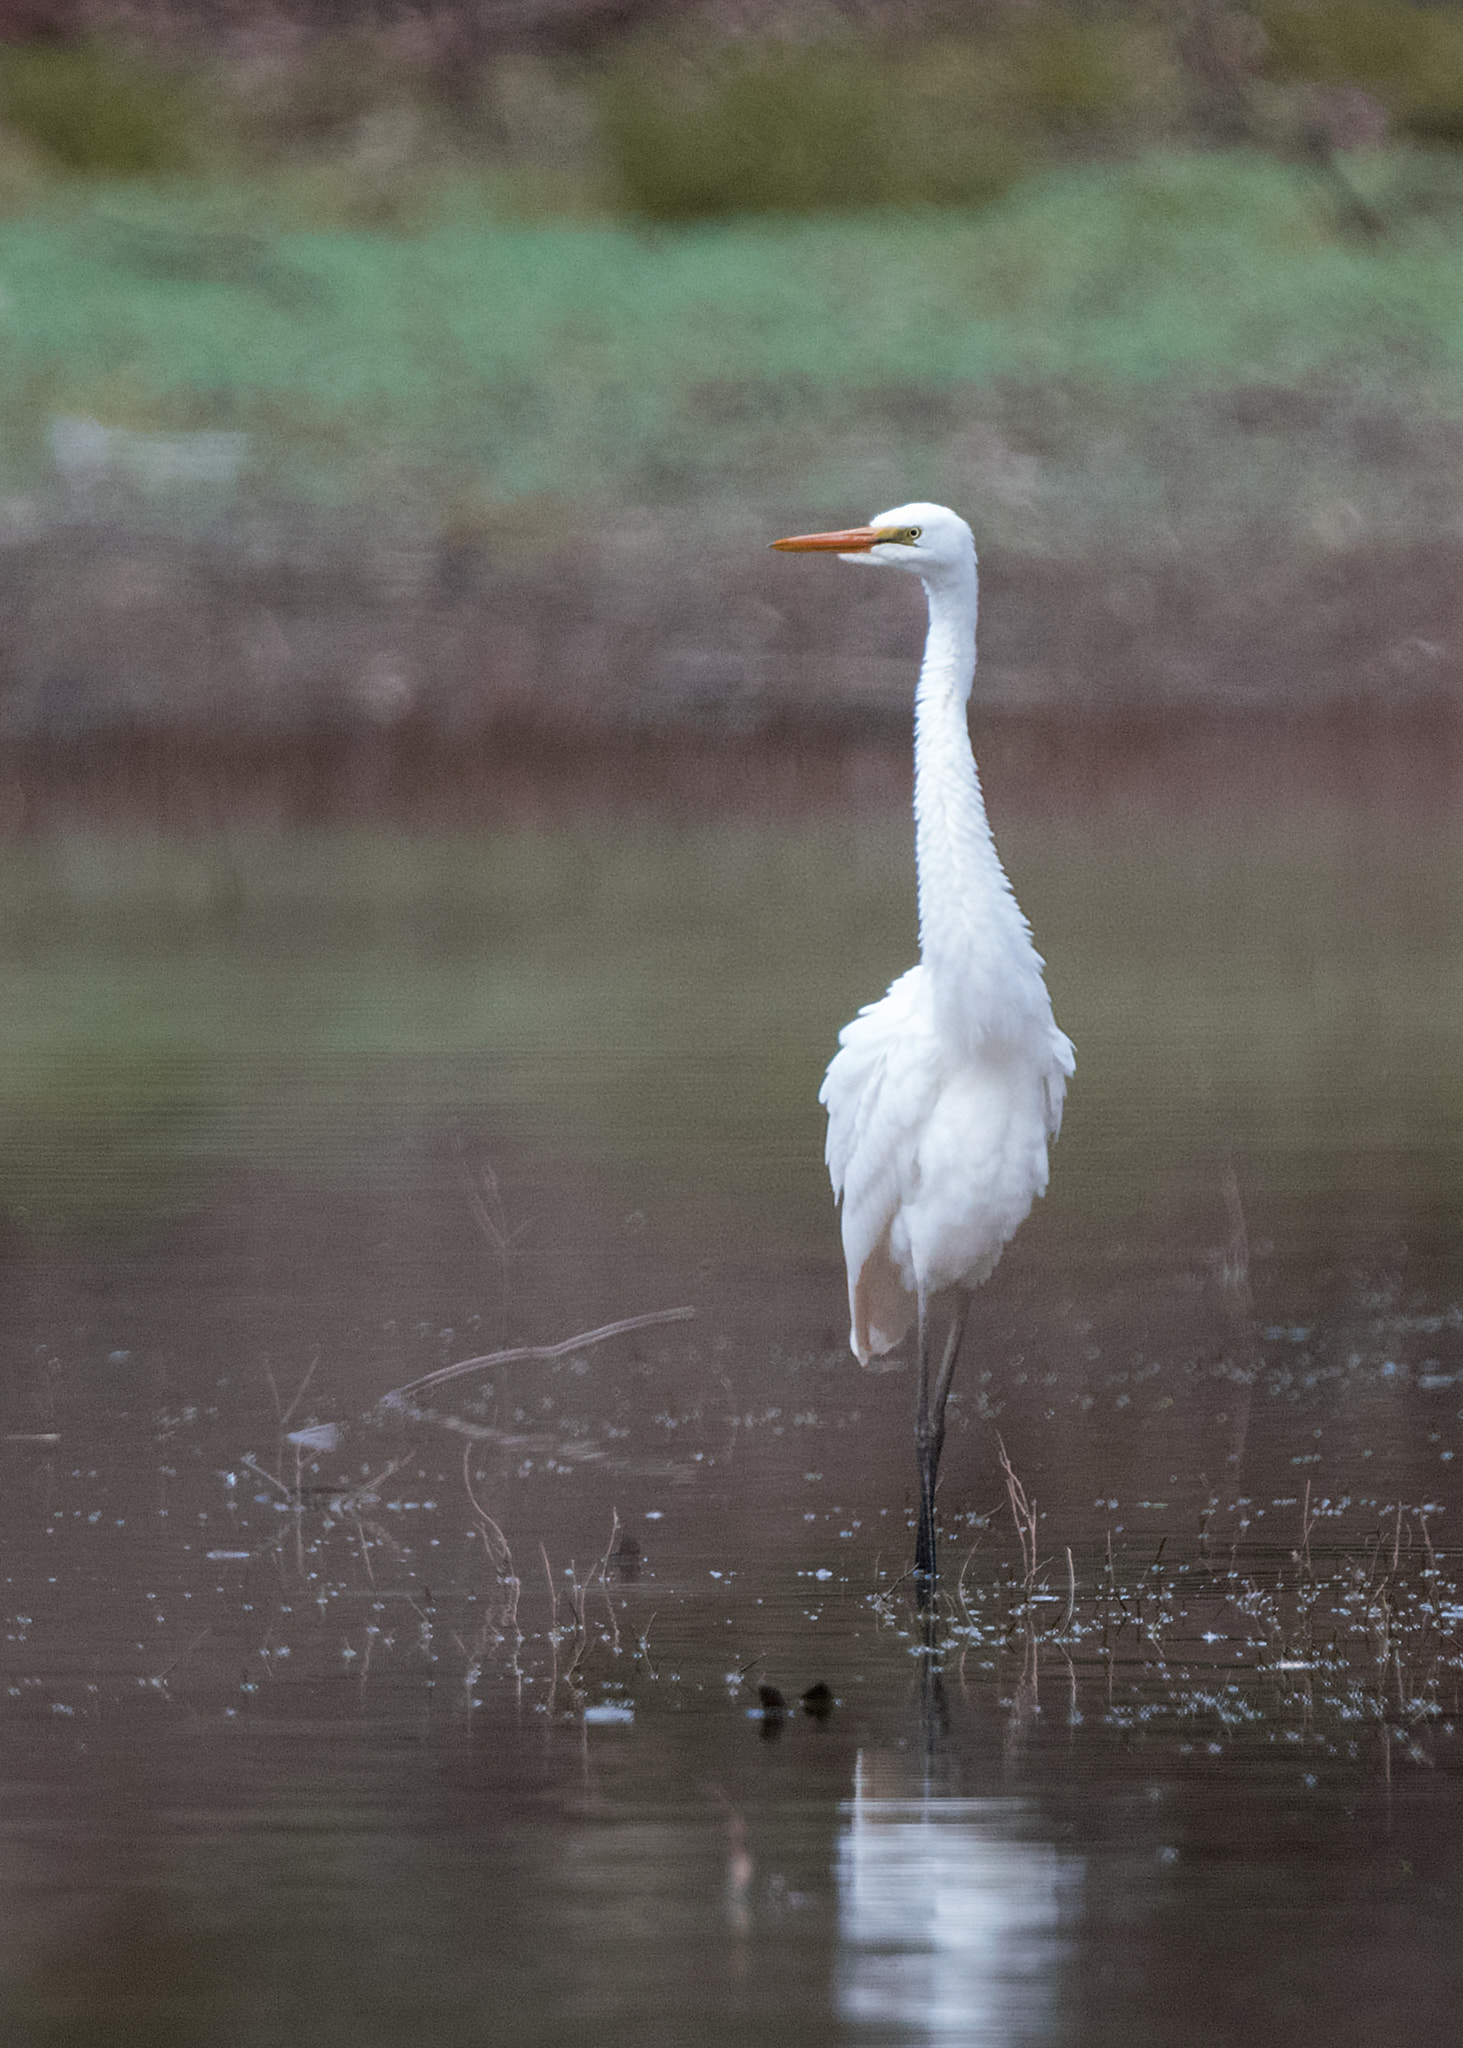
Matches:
[[1257, 0, 1463, 145], [593, 13, 1180, 220], [3, 5, 1463, 220], [0, 38, 196, 176], [0, 6, 1460, 564]]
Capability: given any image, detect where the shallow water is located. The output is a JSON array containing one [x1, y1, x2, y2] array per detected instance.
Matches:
[[0, 738, 1461, 2044]]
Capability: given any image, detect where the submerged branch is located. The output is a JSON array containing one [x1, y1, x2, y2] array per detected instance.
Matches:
[[377, 1307, 696, 1406]]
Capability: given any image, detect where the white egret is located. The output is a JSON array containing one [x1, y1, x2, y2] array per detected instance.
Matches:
[[772, 504, 1074, 1589]]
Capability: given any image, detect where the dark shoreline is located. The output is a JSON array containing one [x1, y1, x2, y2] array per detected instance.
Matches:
[[3, 698, 1460, 839], [2, 518, 1460, 829]]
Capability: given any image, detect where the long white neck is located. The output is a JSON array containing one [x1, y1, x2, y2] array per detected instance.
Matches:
[[913, 563, 1045, 1047]]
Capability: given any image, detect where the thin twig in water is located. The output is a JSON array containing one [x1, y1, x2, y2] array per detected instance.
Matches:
[[1059, 1546, 1076, 1639], [955, 1538, 984, 1630], [240, 1453, 295, 1504], [540, 1543, 559, 1640], [873, 1567, 915, 1615], [379, 1308, 696, 1405], [268, 1352, 318, 1433], [151, 1626, 212, 1688], [351, 1509, 376, 1587], [330, 1458, 407, 1519]]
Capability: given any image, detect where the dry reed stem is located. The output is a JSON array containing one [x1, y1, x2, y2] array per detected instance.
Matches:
[[594, 1508, 622, 1652], [461, 1443, 522, 1638], [461, 1443, 512, 1575], [1059, 1545, 1076, 1639], [1419, 1513, 1449, 1647], [540, 1541, 561, 1697], [267, 1352, 318, 1433], [328, 1455, 409, 1598], [350, 1508, 376, 1586], [564, 1564, 592, 1680], [459, 1153, 528, 1306], [996, 1435, 1038, 1594], [1220, 1167, 1253, 1313], [540, 1542, 559, 1640], [955, 1538, 983, 1631]]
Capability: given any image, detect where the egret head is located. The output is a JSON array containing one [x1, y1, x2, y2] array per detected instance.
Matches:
[[771, 502, 976, 584]]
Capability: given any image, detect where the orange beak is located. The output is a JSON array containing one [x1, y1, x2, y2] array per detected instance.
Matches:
[[769, 526, 881, 553]]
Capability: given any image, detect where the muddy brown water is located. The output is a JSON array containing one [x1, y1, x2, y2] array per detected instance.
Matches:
[[0, 721, 1460, 2044]]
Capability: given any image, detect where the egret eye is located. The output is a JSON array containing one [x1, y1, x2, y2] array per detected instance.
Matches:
[[908, 527, 922, 541]]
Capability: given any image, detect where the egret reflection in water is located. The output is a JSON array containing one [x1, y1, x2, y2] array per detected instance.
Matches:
[[836, 1749, 1080, 2042]]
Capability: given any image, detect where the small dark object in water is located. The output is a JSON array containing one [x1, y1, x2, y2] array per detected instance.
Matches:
[[800, 1681, 834, 1719], [757, 1684, 786, 1739], [614, 1534, 642, 1582]]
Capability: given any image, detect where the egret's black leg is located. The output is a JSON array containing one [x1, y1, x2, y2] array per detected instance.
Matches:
[[917, 1630, 949, 1772], [914, 1294, 971, 1597], [931, 1296, 970, 1451], [914, 1287, 937, 1592]]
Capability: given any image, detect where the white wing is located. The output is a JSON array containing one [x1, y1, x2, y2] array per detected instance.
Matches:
[[820, 966, 940, 1362], [1041, 1028, 1077, 1140]]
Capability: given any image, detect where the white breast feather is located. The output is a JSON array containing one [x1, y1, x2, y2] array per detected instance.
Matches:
[[822, 968, 1074, 1364]]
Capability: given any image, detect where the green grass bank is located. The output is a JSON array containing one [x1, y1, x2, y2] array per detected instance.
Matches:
[[2, 145, 1462, 557], [2, 138, 1462, 749]]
